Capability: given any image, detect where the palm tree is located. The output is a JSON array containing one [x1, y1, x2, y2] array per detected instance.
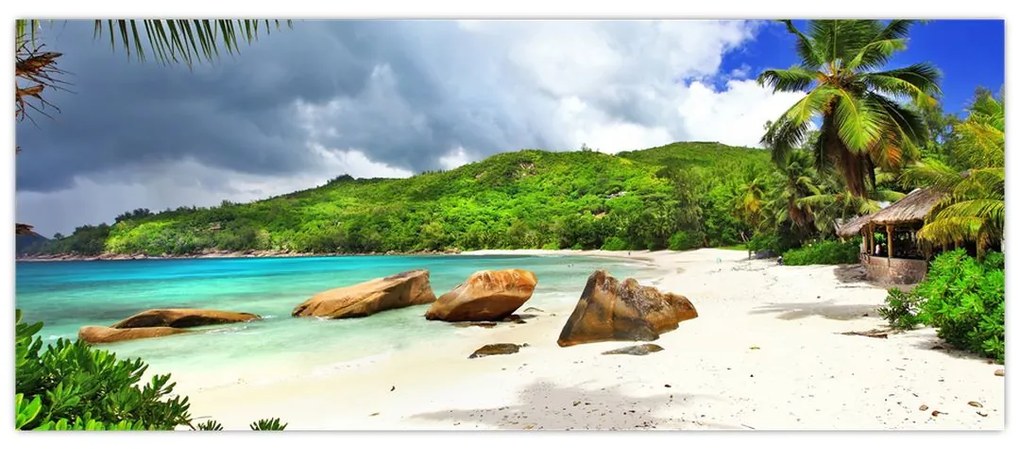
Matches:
[[901, 89, 1004, 259], [758, 20, 942, 198], [769, 148, 822, 232], [798, 181, 905, 235], [734, 176, 770, 233]]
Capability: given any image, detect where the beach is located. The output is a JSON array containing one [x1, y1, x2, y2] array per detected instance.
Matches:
[[171, 249, 1005, 430]]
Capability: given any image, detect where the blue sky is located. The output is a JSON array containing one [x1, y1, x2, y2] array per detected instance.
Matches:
[[721, 20, 1005, 114]]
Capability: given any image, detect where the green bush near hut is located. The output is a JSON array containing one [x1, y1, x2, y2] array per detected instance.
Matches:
[[781, 239, 860, 266], [915, 250, 1005, 362], [879, 250, 1005, 362]]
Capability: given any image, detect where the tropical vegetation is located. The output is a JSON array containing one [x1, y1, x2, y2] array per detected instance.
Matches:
[[15, 310, 286, 430], [901, 89, 1005, 259], [22, 143, 775, 256], [879, 250, 1004, 362], [758, 20, 940, 197]]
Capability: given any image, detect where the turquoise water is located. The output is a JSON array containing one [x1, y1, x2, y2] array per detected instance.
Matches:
[[15, 254, 646, 380]]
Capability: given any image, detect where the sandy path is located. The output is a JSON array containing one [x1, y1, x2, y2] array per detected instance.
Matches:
[[178, 249, 1004, 430]]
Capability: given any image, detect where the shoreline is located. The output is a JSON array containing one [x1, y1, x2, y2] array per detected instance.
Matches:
[[14, 248, 464, 262], [14, 247, 717, 264], [158, 248, 1002, 430]]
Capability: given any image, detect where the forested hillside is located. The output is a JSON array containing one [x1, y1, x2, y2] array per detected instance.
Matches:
[[23, 142, 772, 256]]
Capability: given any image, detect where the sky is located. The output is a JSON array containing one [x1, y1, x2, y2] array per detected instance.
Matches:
[[15, 19, 1004, 237]]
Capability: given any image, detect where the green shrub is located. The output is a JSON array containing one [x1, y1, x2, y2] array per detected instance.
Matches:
[[15, 310, 288, 431], [600, 236, 629, 251], [782, 239, 859, 265], [667, 231, 700, 251], [747, 233, 779, 254], [250, 417, 288, 431], [878, 288, 924, 330], [915, 250, 1005, 362], [15, 310, 192, 430]]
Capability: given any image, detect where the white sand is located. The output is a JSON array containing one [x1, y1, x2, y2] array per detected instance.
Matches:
[[177, 249, 1004, 430]]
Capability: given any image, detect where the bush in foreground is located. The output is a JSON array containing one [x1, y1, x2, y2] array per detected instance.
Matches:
[[782, 239, 859, 266], [915, 250, 1005, 362], [15, 310, 287, 431], [877, 288, 924, 330]]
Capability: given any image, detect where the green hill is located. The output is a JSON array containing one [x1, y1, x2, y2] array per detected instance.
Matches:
[[26, 142, 771, 256]]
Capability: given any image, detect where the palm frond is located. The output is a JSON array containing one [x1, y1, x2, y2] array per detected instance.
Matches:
[[779, 20, 823, 68], [757, 67, 820, 93], [845, 38, 906, 71], [832, 90, 885, 152], [862, 63, 943, 105], [92, 19, 291, 66], [917, 216, 983, 244], [900, 159, 962, 191]]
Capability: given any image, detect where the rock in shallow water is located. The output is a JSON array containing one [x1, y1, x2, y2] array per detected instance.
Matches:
[[426, 269, 538, 321], [78, 325, 189, 344], [469, 343, 528, 359], [557, 270, 697, 347], [292, 269, 436, 319], [112, 308, 260, 329], [602, 343, 665, 356]]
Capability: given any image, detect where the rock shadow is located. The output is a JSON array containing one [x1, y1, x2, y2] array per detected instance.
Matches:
[[410, 379, 737, 430]]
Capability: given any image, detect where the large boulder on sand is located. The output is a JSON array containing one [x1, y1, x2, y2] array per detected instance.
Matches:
[[292, 269, 437, 319], [425, 269, 538, 321], [557, 270, 697, 347], [78, 325, 189, 344], [112, 308, 260, 329]]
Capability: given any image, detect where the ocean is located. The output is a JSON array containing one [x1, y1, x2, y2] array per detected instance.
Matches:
[[15, 254, 650, 385]]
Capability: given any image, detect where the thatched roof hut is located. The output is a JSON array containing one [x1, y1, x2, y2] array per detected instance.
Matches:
[[835, 213, 875, 238], [869, 188, 944, 226]]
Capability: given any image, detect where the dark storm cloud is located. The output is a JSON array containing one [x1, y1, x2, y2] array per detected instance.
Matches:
[[15, 21, 492, 192], [16, 20, 763, 199]]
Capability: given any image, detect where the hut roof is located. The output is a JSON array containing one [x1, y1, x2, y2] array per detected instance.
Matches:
[[835, 213, 874, 237], [869, 188, 944, 226]]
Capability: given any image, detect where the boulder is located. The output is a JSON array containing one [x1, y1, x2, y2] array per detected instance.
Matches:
[[112, 308, 260, 329], [78, 325, 189, 344], [557, 270, 697, 347], [468, 343, 528, 359], [292, 269, 436, 319], [425, 269, 538, 321]]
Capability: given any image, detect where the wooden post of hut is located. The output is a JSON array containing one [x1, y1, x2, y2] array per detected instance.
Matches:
[[886, 224, 893, 266], [867, 223, 873, 260]]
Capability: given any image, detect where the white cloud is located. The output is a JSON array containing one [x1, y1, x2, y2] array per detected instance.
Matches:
[[438, 146, 473, 170], [729, 63, 752, 79], [676, 79, 806, 148]]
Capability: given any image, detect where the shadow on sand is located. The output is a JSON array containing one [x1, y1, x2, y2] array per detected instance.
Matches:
[[899, 329, 998, 362], [410, 379, 740, 430], [750, 300, 879, 321]]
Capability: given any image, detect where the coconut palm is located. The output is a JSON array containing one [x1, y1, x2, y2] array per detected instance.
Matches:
[[734, 176, 770, 233], [770, 148, 822, 231], [758, 20, 942, 198], [901, 89, 1004, 258], [798, 170, 905, 235]]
